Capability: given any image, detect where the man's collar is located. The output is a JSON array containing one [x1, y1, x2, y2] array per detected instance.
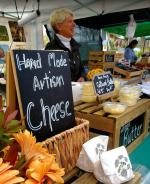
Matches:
[[56, 34, 71, 42]]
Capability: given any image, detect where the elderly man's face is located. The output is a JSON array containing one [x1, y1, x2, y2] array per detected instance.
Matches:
[[57, 15, 75, 38]]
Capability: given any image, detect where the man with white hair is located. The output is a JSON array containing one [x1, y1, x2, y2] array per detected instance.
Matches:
[[45, 8, 85, 82]]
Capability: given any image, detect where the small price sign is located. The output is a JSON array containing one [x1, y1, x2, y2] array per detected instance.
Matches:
[[93, 72, 115, 96]]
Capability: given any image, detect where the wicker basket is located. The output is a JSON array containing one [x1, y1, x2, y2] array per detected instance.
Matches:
[[42, 117, 89, 173]]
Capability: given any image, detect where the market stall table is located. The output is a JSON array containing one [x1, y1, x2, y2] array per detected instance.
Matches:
[[75, 98, 150, 153], [64, 168, 141, 184]]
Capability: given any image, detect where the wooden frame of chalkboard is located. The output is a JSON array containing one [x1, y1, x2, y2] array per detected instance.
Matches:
[[8, 49, 75, 141], [92, 71, 115, 101], [6, 51, 17, 114]]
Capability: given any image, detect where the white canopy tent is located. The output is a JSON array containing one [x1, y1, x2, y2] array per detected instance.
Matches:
[[0, 0, 149, 49], [0, 0, 150, 23]]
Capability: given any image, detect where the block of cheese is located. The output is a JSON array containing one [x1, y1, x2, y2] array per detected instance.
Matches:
[[82, 82, 95, 96], [81, 82, 97, 102], [81, 95, 97, 103]]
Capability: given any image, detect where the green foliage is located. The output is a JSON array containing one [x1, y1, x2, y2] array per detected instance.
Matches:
[[134, 50, 142, 57], [0, 107, 25, 150]]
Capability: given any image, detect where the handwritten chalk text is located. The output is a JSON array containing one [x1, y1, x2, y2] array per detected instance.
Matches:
[[27, 98, 72, 131], [16, 53, 42, 71]]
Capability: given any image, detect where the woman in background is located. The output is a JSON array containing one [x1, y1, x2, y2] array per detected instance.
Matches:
[[45, 8, 85, 82], [124, 39, 138, 66]]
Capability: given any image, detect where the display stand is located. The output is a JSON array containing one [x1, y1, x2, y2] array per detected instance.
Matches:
[[88, 51, 116, 73], [6, 52, 17, 114], [75, 99, 150, 153], [63, 169, 141, 184], [114, 65, 143, 79]]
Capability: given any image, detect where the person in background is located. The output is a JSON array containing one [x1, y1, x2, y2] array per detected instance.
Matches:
[[45, 8, 85, 82], [124, 39, 138, 66]]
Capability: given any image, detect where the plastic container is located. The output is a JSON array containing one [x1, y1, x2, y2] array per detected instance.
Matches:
[[72, 82, 83, 102], [119, 85, 141, 106], [103, 102, 127, 115]]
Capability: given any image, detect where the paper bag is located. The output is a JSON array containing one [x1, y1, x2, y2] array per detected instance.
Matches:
[[76, 135, 109, 172], [100, 146, 134, 184], [94, 161, 111, 183]]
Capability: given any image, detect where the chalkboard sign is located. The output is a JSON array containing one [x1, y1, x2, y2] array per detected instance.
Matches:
[[93, 72, 115, 96], [11, 50, 75, 141], [105, 68, 114, 74], [119, 113, 144, 147], [105, 54, 114, 62]]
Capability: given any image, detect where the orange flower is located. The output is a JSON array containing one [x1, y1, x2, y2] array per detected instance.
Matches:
[[0, 158, 24, 184], [25, 156, 65, 184], [13, 130, 49, 161]]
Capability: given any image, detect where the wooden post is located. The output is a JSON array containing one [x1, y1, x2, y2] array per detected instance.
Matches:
[[6, 51, 17, 113]]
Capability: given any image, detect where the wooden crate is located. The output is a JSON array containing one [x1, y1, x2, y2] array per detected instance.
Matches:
[[88, 51, 116, 72], [115, 52, 124, 62], [88, 60, 103, 70], [88, 51, 103, 61], [64, 168, 141, 184], [141, 56, 150, 63], [43, 118, 89, 174], [88, 51, 103, 70], [136, 57, 150, 70], [75, 99, 150, 153], [102, 51, 116, 72], [114, 65, 143, 79], [103, 51, 116, 62]]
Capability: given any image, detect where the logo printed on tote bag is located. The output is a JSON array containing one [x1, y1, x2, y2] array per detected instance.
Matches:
[[95, 143, 105, 159], [115, 155, 131, 177]]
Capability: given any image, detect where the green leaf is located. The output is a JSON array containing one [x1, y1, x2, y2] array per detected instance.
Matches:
[[15, 155, 25, 170], [0, 128, 5, 138], [0, 111, 4, 127], [0, 128, 5, 134], [0, 142, 8, 150], [6, 120, 20, 129], [0, 134, 11, 144], [7, 127, 23, 133]]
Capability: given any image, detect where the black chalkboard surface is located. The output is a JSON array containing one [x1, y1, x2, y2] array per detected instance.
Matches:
[[11, 50, 75, 141], [93, 72, 115, 96], [119, 113, 144, 147], [105, 54, 114, 62]]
